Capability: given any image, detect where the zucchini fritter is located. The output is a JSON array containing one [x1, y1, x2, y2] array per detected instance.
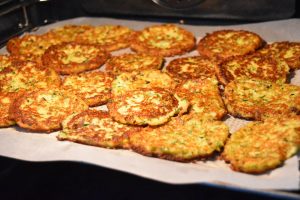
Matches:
[[42, 42, 110, 75], [0, 61, 61, 95], [7, 33, 62, 58], [217, 53, 289, 85], [108, 88, 186, 126], [105, 53, 164, 76], [58, 110, 141, 149], [62, 71, 113, 107], [10, 89, 88, 132], [131, 24, 195, 57], [197, 29, 263, 62], [76, 25, 134, 51], [224, 79, 300, 120], [165, 56, 217, 82], [111, 69, 177, 96], [130, 114, 229, 162], [49, 24, 93, 43], [258, 41, 300, 70], [222, 116, 300, 174], [175, 77, 226, 120]]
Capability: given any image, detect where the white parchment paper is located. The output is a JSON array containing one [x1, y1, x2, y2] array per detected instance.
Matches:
[[0, 17, 299, 190]]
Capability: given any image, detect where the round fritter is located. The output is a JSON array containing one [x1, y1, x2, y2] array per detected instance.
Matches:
[[224, 79, 300, 120], [108, 88, 184, 126], [0, 61, 61, 95], [130, 24, 195, 57], [42, 42, 110, 75], [175, 77, 226, 120], [197, 29, 263, 62], [76, 25, 134, 51], [217, 53, 289, 85], [165, 56, 217, 81], [130, 114, 229, 162], [62, 71, 113, 107], [10, 89, 88, 132], [0, 92, 17, 127], [58, 110, 141, 149], [48, 24, 93, 43], [105, 53, 164, 76], [111, 69, 177, 96], [222, 116, 300, 174], [6, 33, 62, 57], [258, 42, 300, 70]]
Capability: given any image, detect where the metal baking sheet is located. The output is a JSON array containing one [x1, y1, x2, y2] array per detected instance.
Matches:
[[0, 17, 299, 190]]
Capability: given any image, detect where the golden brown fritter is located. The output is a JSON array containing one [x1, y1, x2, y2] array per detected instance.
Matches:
[[10, 88, 88, 132], [6, 33, 62, 58], [105, 53, 164, 76], [222, 116, 300, 174], [224, 78, 300, 120], [197, 29, 263, 62], [131, 24, 195, 57], [175, 77, 226, 120], [130, 114, 229, 162], [111, 69, 177, 96], [217, 53, 289, 85], [0, 61, 61, 95], [58, 110, 142, 149], [165, 56, 217, 82], [258, 41, 300, 70], [42, 42, 110, 75], [108, 88, 185, 126], [76, 25, 134, 51], [62, 71, 113, 107], [48, 24, 93, 43]]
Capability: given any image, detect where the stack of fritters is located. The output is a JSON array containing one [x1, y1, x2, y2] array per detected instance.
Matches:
[[1, 23, 300, 175]]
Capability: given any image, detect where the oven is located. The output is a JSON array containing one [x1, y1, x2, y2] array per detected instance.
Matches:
[[0, 0, 299, 199]]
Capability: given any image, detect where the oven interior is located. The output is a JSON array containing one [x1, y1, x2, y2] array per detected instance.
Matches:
[[0, 0, 299, 47]]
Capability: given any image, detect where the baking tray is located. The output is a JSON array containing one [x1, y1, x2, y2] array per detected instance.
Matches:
[[0, 17, 299, 191]]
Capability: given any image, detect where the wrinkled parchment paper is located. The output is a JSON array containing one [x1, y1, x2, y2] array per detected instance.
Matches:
[[0, 17, 299, 190]]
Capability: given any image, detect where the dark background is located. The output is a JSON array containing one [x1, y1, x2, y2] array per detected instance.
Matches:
[[0, 1, 300, 199]]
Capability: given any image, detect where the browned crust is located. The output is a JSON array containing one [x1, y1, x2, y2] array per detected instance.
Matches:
[[58, 110, 142, 149], [130, 145, 206, 162], [6, 33, 62, 57], [217, 53, 289, 85], [42, 42, 110, 75], [75, 25, 135, 52], [9, 89, 88, 132], [223, 79, 300, 120], [6, 40, 42, 64], [0, 92, 18, 127], [258, 41, 300, 70], [111, 69, 177, 96], [129, 115, 229, 162], [165, 56, 217, 81], [0, 61, 61, 94], [130, 24, 196, 57], [105, 53, 164, 75], [221, 117, 300, 174], [6, 37, 21, 55], [197, 29, 263, 62], [48, 24, 94, 43], [108, 88, 179, 125], [175, 78, 227, 120], [0, 55, 18, 74], [62, 71, 113, 107]]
